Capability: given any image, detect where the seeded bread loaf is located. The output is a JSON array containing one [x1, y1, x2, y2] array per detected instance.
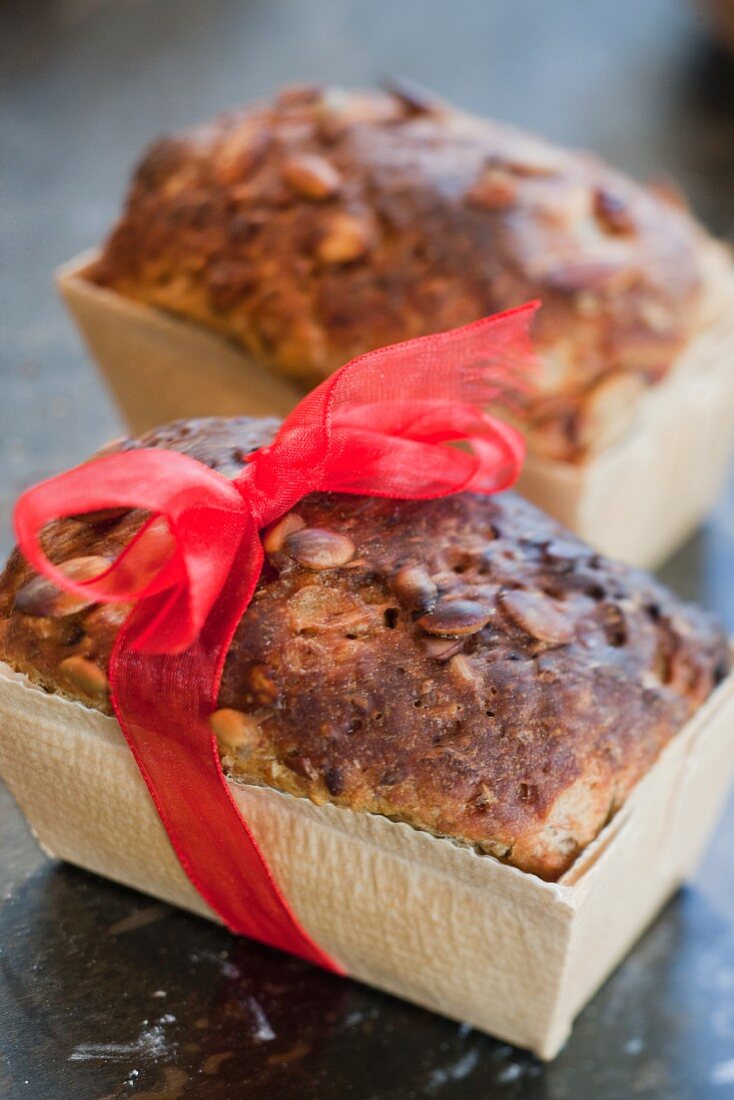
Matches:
[[0, 417, 729, 879], [91, 83, 733, 461]]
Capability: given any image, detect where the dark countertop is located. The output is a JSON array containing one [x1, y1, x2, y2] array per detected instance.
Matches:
[[2, 2, 734, 1097]]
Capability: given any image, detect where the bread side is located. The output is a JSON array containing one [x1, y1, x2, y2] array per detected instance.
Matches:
[[92, 84, 731, 461], [0, 417, 729, 879]]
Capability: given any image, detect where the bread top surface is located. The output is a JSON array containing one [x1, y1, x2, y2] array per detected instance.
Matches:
[[0, 416, 729, 879], [92, 84, 730, 460]]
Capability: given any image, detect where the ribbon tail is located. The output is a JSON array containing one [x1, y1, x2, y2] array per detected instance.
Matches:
[[109, 549, 343, 974]]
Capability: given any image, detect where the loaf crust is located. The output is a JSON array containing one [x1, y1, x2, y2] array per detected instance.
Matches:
[[92, 84, 732, 460], [0, 417, 729, 879]]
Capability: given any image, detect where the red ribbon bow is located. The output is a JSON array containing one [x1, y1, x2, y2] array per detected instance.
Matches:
[[14, 302, 538, 972]]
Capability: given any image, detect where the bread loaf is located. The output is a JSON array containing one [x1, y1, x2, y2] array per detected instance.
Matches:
[[92, 84, 731, 460], [1, 416, 728, 880]]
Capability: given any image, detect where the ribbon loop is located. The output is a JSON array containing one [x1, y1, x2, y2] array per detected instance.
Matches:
[[15, 449, 253, 654], [320, 399, 525, 498]]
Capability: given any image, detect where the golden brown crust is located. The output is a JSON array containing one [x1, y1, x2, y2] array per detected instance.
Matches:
[[0, 417, 729, 879], [92, 84, 728, 461]]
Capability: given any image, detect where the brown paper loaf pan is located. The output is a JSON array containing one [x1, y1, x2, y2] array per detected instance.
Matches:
[[1, 659, 734, 1059], [58, 250, 734, 570]]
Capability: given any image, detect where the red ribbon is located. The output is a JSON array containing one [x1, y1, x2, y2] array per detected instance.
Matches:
[[14, 302, 538, 972]]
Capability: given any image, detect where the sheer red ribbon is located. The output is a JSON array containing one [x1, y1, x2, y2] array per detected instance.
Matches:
[[13, 302, 539, 972]]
